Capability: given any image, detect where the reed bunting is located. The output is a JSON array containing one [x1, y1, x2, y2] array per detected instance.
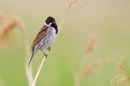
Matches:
[[28, 16, 58, 67]]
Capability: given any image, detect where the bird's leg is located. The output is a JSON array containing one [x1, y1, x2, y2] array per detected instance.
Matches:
[[40, 49, 48, 58], [47, 47, 51, 51]]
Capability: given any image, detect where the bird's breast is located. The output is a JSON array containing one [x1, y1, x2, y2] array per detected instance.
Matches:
[[38, 26, 57, 50]]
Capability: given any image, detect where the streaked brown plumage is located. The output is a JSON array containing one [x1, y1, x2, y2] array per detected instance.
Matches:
[[28, 16, 58, 67], [31, 26, 49, 51]]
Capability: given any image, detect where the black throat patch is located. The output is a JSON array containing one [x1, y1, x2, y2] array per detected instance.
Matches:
[[51, 23, 58, 34]]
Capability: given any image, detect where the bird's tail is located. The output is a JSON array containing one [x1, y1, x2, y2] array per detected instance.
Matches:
[[28, 48, 37, 68], [28, 53, 34, 68]]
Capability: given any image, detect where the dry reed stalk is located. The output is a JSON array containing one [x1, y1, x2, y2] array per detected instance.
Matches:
[[74, 60, 108, 86], [79, 35, 96, 70], [26, 66, 34, 86], [14, 15, 34, 86], [86, 35, 96, 54], [73, 35, 97, 86], [79, 60, 108, 80], [31, 52, 48, 86], [58, 0, 87, 31], [111, 62, 130, 86], [0, 15, 16, 48], [31, 0, 87, 86], [0, 15, 26, 48], [0, 14, 33, 86]]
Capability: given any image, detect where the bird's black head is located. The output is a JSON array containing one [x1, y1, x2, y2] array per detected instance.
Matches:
[[45, 16, 55, 26], [45, 16, 58, 34]]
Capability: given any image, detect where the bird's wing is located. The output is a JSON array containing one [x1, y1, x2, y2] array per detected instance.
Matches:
[[31, 25, 49, 51]]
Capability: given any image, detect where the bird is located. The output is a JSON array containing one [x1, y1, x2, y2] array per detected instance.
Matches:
[[28, 16, 58, 67]]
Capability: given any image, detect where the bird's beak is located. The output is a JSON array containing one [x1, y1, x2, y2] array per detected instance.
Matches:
[[53, 20, 56, 23], [52, 21, 56, 23]]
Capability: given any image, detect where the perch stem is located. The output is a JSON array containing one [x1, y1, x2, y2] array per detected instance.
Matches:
[[31, 54, 47, 86]]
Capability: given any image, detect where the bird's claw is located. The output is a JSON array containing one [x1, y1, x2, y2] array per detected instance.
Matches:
[[47, 47, 51, 51], [44, 53, 48, 58]]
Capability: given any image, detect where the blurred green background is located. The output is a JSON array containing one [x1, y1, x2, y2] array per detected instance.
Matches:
[[0, 0, 130, 86]]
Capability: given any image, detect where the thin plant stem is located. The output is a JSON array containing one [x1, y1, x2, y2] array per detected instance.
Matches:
[[31, 53, 47, 86], [31, 0, 87, 86], [58, 13, 68, 31]]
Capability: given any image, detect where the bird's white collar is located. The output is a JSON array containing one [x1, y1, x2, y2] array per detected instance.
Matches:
[[44, 22, 52, 26]]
